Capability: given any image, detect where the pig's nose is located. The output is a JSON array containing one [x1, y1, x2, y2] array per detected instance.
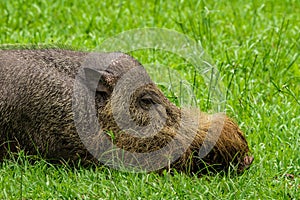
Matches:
[[239, 155, 254, 172]]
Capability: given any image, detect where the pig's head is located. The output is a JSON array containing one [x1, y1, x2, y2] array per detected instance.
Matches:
[[74, 52, 253, 174]]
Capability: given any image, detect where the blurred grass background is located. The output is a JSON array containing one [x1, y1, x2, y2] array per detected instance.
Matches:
[[0, 0, 299, 199]]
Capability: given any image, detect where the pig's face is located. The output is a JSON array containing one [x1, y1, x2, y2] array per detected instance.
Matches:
[[75, 52, 252, 174]]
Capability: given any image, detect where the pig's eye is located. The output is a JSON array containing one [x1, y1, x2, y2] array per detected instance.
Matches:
[[139, 94, 155, 110]]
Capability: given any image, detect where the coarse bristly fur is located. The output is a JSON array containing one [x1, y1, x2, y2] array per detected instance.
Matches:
[[0, 48, 253, 175]]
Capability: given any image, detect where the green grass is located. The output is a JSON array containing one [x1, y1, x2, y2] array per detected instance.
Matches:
[[0, 0, 299, 199]]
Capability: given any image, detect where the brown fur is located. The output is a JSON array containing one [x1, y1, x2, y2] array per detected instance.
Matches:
[[0, 49, 253, 174]]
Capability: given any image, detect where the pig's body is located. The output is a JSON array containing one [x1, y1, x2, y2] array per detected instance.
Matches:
[[0, 49, 252, 174]]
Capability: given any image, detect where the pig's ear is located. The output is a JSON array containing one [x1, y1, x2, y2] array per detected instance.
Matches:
[[83, 68, 113, 95]]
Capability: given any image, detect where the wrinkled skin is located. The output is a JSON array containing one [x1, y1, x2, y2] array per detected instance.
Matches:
[[0, 49, 253, 174]]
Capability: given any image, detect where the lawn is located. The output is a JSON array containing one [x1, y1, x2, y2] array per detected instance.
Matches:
[[0, 0, 299, 199]]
